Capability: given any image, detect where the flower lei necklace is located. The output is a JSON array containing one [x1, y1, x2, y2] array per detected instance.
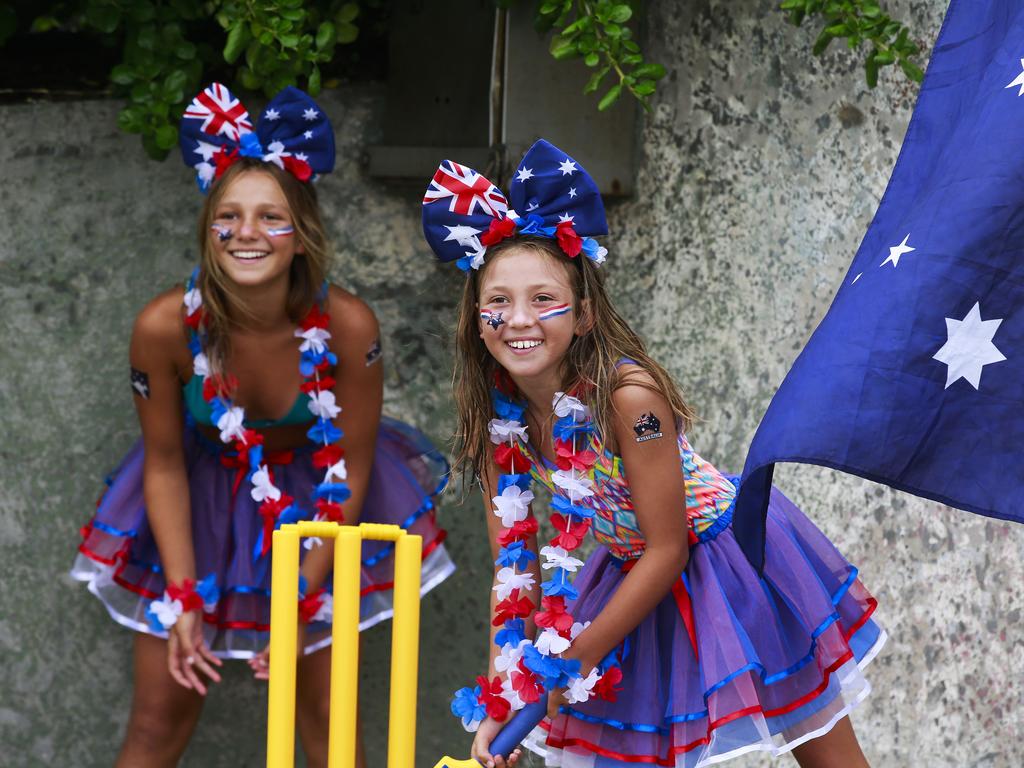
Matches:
[[144, 268, 350, 633], [451, 375, 623, 731]]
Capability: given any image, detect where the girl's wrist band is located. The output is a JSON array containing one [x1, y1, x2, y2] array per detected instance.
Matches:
[[145, 574, 220, 632]]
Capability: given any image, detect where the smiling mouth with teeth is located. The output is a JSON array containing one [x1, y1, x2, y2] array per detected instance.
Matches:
[[507, 339, 544, 350], [230, 250, 270, 261]]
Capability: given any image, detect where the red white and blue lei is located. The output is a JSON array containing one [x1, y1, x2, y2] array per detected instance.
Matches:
[[451, 380, 623, 730], [144, 269, 350, 632]]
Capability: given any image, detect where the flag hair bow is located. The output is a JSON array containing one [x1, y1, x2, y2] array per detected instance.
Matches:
[[422, 139, 609, 272], [179, 82, 336, 193]]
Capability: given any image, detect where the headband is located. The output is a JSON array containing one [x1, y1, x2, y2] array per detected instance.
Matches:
[[421, 139, 609, 272], [179, 82, 336, 193]]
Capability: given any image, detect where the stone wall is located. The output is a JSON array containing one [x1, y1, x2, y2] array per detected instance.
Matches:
[[1, 0, 1021, 765]]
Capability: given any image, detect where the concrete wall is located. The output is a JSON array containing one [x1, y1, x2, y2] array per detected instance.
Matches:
[[1, 0, 1021, 765]]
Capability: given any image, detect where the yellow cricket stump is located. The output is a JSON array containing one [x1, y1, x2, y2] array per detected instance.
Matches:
[[266, 522, 422, 768]]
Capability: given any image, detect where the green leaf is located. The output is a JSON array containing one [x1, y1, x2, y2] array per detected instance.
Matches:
[[604, 23, 622, 39], [621, 53, 642, 65], [632, 62, 666, 80], [110, 64, 136, 85], [584, 66, 610, 94], [337, 21, 358, 44], [812, 29, 834, 56], [240, 66, 261, 90], [865, 56, 879, 88], [141, 130, 170, 161], [155, 123, 178, 150], [85, 2, 122, 34], [280, 33, 300, 48], [900, 59, 924, 82], [609, 5, 632, 23], [824, 23, 846, 36], [584, 52, 599, 67], [337, 2, 360, 22], [598, 83, 622, 111], [308, 64, 321, 95], [30, 15, 60, 33], [633, 79, 656, 96], [280, 8, 305, 21], [873, 48, 895, 65], [316, 21, 335, 50], [540, 1, 559, 12], [176, 41, 197, 60], [223, 23, 248, 63], [117, 106, 146, 133], [137, 24, 156, 50], [549, 34, 577, 60]]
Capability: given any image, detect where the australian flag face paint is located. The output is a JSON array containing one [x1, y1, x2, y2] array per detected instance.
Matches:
[[266, 225, 295, 237], [537, 303, 571, 321], [211, 224, 234, 242], [480, 309, 505, 330]]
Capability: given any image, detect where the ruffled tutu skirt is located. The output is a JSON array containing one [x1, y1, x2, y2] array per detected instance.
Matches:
[[71, 416, 455, 658], [526, 483, 885, 767]]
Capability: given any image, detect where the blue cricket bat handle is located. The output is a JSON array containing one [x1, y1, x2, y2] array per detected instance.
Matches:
[[486, 701, 547, 761]]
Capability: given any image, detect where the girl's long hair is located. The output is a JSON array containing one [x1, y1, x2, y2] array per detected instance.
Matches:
[[451, 236, 696, 479], [194, 158, 331, 376]]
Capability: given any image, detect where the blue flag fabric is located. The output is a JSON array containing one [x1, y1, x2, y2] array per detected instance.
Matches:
[[734, 0, 1024, 569]]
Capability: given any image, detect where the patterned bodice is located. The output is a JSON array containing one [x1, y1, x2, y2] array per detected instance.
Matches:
[[524, 433, 736, 560]]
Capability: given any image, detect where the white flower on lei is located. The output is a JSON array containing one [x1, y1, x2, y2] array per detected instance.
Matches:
[[488, 418, 528, 444], [535, 627, 571, 656], [500, 675, 527, 712], [540, 545, 585, 573], [493, 567, 536, 601], [184, 287, 202, 315], [589, 246, 608, 265], [149, 594, 184, 629], [217, 405, 247, 443], [195, 162, 215, 189], [303, 536, 324, 550], [492, 485, 534, 527], [552, 392, 588, 419], [551, 469, 594, 498], [250, 465, 282, 503], [563, 667, 601, 705], [193, 352, 210, 378], [295, 326, 332, 354], [325, 458, 347, 483], [494, 639, 530, 674], [570, 621, 590, 640], [308, 389, 341, 420]]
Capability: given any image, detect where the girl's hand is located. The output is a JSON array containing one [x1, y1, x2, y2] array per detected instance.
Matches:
[[546, 686, 565, 721], [471, 717, 523, 768], [248, 622, 307, 681], [167, 611, 222, 694]]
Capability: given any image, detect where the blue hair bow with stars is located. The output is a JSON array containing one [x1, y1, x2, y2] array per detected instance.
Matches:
[[178, 82, 336, 193], [421, 139, 609, 271]]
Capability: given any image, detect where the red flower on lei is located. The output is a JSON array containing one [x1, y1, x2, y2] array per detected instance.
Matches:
[[593, 665, 624, 702], [549, 513, 590, 551], [167, 579, 204, 612], [476, 675, 511, 722], [512, 660, 544, 703], [493, 588, 535, 625], [480, 216, 517, 247], [497, 517, 539, 547], [555, 221, 583, 258], [534, 595, 574, 634], [554, 438, 598, 472], [495, 442, 533, 474]]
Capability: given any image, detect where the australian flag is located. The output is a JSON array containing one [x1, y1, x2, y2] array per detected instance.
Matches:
[[734, 0, 1024, 569]]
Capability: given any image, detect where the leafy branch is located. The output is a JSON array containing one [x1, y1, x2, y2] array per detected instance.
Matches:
[[781, 0, 924, 87]]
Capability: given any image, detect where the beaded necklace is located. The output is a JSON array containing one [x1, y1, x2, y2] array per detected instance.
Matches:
[[451, 377, 622, 731]]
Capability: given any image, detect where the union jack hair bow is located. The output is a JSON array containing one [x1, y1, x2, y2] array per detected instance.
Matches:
[[422, 139, 609, 272], [179, 82, 336, 193]]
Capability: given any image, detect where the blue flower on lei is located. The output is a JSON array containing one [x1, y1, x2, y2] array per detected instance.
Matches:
[[492, 389, 526, 421], [496, 541, 536, 570], [522, 644, 581, 689], [451, 685, 487, 731], [553, 415, 594, 441], [498, 473, 532, 494], [541, 568, 579, 600], [551, 494, 594, 520], [495, 619, 527, 648]]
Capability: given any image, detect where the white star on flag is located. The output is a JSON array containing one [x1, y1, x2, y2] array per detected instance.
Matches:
[[265, 108, 281, 120], [558, 213, 575, 223], [193, 140, 219, 161], [516, 167, 534, 182], [1006, 59, 1024, 96], [881, 234, 915, 268], [303, 107, 319, 121], [443, 225, 482, 245], [568, 187, 577, 198], [932, 302, 1006, 390], [304, 130, 313, 139], [295, 152, 309, 162], [526, 201, 540, 211], [558, 158, 577, 175]]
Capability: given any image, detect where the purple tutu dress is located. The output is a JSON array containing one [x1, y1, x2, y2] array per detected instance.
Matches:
[[71, 416, 454, 657], [520, 434, 885, 767]]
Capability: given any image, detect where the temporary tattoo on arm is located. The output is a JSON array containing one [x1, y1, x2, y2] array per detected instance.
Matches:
[[211, 224, 234, 242], [633, 412, 664, 443], [131, 367, 151, 399], [365, 338, 383, 366], [480, 309, 505, 330], [266, 225, 295, 237], [538, 303, 572, 321]]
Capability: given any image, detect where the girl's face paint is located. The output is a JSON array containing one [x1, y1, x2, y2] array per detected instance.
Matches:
[[537, 303, 572, 321], [266, 225, 295, 237], [480, 309, 505, 330], [211, 224, 234, 242]]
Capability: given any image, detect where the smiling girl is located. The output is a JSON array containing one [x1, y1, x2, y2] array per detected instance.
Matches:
[[423, 141, 885, 768], [72, 84, 453, 767]]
